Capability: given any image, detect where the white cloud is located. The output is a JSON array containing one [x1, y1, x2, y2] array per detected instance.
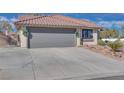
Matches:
[[0, 16, 9, 21], [97, 21, 112, 28], [0, 16, 18, 32], [96, 18, 103, 21], [97, 21, 124, 28], [81, 18, 90, 21], [9, 18, 18, 32], [10, 17, 18, 22], [9, 22, 16, 29]]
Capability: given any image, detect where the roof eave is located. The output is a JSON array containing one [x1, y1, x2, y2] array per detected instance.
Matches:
[[15, 23, 83, 28]]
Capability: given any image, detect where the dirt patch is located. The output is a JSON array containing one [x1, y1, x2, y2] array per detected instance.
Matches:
[[0, 33, 9, 48], [83, 45, 124, 61]]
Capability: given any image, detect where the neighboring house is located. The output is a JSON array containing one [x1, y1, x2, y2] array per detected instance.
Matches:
[[14, 14, 101, 48]]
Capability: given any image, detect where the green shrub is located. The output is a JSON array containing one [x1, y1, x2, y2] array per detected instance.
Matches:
[[21, 27, 28, 37], [120, 35, 124, 38], [97, 39, 106, 46], [107, 40, 123, 53]]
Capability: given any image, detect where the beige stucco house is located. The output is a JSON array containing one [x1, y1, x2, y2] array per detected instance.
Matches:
[[15, 14, 101, 48]]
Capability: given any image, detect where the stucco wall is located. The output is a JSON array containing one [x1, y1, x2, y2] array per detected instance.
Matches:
[[76, 28, 82, 46], [20, 27, 78, 48], [19, 27, 98, 48], [19, 30, 27, 48]]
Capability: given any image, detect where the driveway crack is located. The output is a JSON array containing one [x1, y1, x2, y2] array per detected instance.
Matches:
[[28, 50, 36, 80]]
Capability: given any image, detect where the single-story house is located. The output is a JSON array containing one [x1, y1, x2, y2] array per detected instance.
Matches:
[[14, 14, 101, 48]]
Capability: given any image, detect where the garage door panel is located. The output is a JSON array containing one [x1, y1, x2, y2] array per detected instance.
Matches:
[[28, 27, 75, 33], [28, 27, 76, 48]]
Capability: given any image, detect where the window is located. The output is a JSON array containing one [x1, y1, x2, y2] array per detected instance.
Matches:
[[82, 29, 93, 39]]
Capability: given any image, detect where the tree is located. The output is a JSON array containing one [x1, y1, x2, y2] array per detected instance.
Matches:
[[1, 21, 13, 35], [99, 29, 119, 39], [109, 29, 119, 38]]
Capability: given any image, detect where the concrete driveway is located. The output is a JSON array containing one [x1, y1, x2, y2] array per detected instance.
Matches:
[[0, 47, 124, 80]]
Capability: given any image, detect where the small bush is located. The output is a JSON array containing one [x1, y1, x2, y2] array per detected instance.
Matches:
[[120, 36, 124, 38], [97, 39, 106, 46], [107, 40, 123, 53]]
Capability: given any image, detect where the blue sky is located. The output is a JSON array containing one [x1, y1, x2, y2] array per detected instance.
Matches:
[[63, 13, 124, 21], [1, 13, 124, 21], [0, 13, 18, 19], [0, 13, 124, 31]]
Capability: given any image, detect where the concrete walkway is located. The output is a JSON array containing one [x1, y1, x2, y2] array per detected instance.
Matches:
[[0, 47, 124, 80]]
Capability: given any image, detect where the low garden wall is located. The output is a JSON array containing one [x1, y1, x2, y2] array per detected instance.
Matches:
[[102, 38, 124, 42]]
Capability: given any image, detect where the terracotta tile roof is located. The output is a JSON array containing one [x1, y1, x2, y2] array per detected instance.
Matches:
[[53, 15, 101, 28], [15, 15, 101, 28]]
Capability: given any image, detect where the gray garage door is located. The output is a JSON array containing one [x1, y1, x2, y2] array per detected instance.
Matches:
[[28, 27, 76, 48]]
